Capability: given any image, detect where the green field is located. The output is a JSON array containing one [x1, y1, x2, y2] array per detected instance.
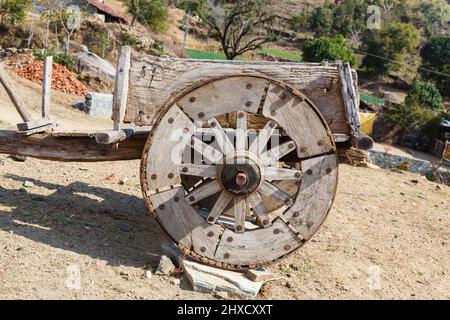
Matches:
[[257, 47, 303, 62], [185, 48, 227, 60]]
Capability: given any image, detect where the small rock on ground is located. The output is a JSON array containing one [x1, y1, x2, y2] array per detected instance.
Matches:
[[23, 181, 34, 188], [155, 255, 176, 276], [246, 268, 274, 282]]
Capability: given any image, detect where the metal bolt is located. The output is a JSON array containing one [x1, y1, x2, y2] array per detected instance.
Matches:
[[300, 146, 307, 153], [159, 204, 165, 210], [269, 121, 276, 128], [295, 172, 301, 178], [326, 168, 332, 174], [317, 140, 324, 146], [263, 219, 269, 225], [293, 211, 300, 218], [227, 237, 233, 242], [288, 143, 295, 149], [210, 121, 216, 128], [238, 112, 245, 119], [151, 174, 157, 180], [284, 245, 291, 251], [174, 196, 180, 202], [280, 93, 287, 100], [168, 173, 174, 179], [273, 228, 280, 234], [168, 117, 174, 124], [189, 196, 195, 202], [200, 247, 206, 253], [270, 110, 276, 116], [307, 221, 313, 228], [245, 101, 252, 107], [181, 167, 188, 173], [236, 225, 243, 231], [207, 231, 214, 237], [306, 169, 313, 175], [246, 83, 253, 89], [189, 96, 196, 103], [224, 253, 230, 259], [198, 112, 205, 119]]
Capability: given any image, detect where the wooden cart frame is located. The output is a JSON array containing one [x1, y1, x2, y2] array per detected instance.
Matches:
[[0, 47, 373, 270]]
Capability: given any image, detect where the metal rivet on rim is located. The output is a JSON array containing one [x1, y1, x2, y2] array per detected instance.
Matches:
[[326, 168, 332, 174], [224, 253, 230, 259], [246, 83, 253, 89], [181, 167, 188, 173], [200, 247, 206, 253], [189, 96, 196, 103], [207, 231, 214, 237], [198, 112, 205, 119], [284, 245, 291, 251], [210, 121, 216, 128], [174, 196, 180, 202], [189, 196, 195, 202], [293, 211, 300, 218], [168, 117, 174, 124], [245, 101, 252, 107], [306, 169, 313, 175], [273, 228, 280, 234], [226, 237, 233, 242], [159, 204, 165, 210], [151, 174, 157, 180], [168, 173, 174, 179]]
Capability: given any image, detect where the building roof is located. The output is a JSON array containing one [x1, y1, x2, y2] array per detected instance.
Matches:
[[87, 0, 130, 24]]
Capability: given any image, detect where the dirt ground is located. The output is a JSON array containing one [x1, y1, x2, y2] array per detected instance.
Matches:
[[0, 156, 448, 300]]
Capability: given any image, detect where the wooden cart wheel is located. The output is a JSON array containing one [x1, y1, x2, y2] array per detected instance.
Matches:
[[140, 75, 338, 270]]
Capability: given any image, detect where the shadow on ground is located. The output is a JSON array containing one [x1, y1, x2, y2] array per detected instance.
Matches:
[[0, 174, 164, 269]]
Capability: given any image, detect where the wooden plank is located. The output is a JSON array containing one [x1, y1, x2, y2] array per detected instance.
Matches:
[[186, 180, 222, 204], [126, 53, 355, 134], [112, 46, 132, 131], [259, 140, 296, 165], [262, 84, 333, 158], [247, 192, 270, 227], [146, 105, 196, 191], [208, 118, 234, 155], [41, 56, 53, 118], [284, 154, 338, 240], [338, 62, 361, 136], [0, 130, 148, 162], [94, 129, 133, 144], [0, 63, 33, 122], [235, 111, 248, 152], [177, 76, 268, 123], [214, 218, 303, 265], [16, 117, 54, 132], [264, 167, 302, 181], [190, 136, 224, 164], [180, 164, 218, 178]]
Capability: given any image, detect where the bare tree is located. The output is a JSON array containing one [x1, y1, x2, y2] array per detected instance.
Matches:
[[193, 0, 277, 60]]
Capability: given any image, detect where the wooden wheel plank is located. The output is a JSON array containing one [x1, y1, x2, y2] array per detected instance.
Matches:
[[180, 164, 218, 178], [191, 222, 223, 259], [247, 193, 271, 227], [186, 179, 222, 204], [248, 120, 278, 155], [235, 111, 248, 152], [207, 191, 233, 224], [262, 84, 333, 158], [150, 188, 204, 248], [146, 105, 195, 191], [178, 77, 269, 122], [265, 167, 302, 181], [260, 140, 296, 166], [233, 196, 247, 233], [259, 181, 294, 207], [190, 136, 223, 164], [284, 154, 338, 240], [214, 218, 303, 265], [208, 118, 235, 155]]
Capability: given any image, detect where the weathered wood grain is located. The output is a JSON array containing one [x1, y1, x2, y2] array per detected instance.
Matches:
[[41, 56, 53, 118], [112, 46, 132, 131]]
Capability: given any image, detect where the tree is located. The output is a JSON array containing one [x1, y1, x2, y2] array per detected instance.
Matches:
[[302, 35, 357, 66], [127, 0, 168, 31], [309, 6, 333, 36], [0, 0, 29, 26], [189, 0, 277, 60], [420, 36, 450, 97], [406, 80, 443, 111], [384, 100, 434, 130], [361, 23, 419, 75]]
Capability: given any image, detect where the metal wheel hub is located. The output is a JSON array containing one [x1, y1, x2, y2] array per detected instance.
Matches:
[[220, 160, 261, 196]]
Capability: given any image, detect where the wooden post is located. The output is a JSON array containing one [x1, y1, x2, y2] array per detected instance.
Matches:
[[0, 63, 33, 122], [112, 46, 131, 131], [42, 56, 53, 118]]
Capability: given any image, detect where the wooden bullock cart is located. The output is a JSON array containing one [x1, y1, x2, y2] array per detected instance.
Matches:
[[0, 47, 372, 270]]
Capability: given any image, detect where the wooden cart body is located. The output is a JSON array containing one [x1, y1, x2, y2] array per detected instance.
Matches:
[[0, 48, 372, 270]]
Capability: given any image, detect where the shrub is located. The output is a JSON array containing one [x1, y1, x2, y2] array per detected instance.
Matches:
[[33, 49, 74, 68], [0, 0, 29, 26], [302, 35, 356, 66], [119, 32, 143, 47], [406, 80, 443, 111]]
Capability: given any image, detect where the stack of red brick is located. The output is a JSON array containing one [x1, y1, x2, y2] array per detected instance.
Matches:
[[14, 57, 88, 96]]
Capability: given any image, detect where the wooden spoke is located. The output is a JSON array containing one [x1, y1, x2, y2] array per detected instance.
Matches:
[[260, 140, 296, 165], [259, 181, 294, 207], [233, 196, 247, 233], [235, 111, 248, 151], [265, 167, 302, 181], [190, 136, 223, 164], [180, 164, 218, 178], [248, 120, 278, 155], [247, 193, 271, 227], [186, 179, 222, 204], [208, 118, 234, 155], [207, 191, 233, 224]]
